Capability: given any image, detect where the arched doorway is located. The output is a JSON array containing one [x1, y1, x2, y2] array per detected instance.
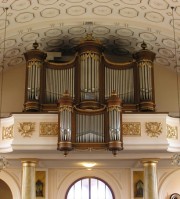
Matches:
[[65, 177, 115, 199], [0, 179, 13, 199], [0, 170, 21, 199]]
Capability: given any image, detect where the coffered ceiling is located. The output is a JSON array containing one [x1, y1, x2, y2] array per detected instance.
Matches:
[[0, 0, 180, 71]]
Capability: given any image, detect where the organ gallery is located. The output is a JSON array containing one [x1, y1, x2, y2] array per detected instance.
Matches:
[[23, 35, 156, 155]]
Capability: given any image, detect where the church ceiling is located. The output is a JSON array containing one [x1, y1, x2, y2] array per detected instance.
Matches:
[[0, 0, 180, 71]]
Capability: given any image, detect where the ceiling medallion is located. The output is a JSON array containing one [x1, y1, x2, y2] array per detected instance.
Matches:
[[93, 6, 112, 16], [15, 12, 34, 23], [66, 6, 86, 16], [11, 0, 31, 11], [119, 7, 139, 18], [144, 12, 164, 23], [40, 8, 60, 18], [120, 0, 142, 5], [38, 0, 58, 5], [148, 0, 168, 10]]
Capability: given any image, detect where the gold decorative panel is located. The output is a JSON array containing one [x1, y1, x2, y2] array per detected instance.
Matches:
[[145, 122, 162, 137], [167, 124, 178, 139], [40, 122, 58, 136], [2, 125, 14, 140], [18, 122, 35, 137], [122, 122, 141, 136]]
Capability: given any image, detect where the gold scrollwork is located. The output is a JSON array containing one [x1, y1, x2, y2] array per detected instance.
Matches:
[[40, 122, 58, 136], [2, 125, 14, 140], [145, 122, 162, 137], [108, 105, 121, 112], [18, 122, 35, 137], [167, 124, 178, 139], [58, 105, 73, 112], [122, 122, 141, 136]]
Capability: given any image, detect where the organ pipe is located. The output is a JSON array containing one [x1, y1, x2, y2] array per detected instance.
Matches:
[[80, 51, 100, 101], [107, 91, 123, 156], [133, 42, 156, 111], [105, 67, 134, 103], [76, 113, 104, 143], [57, 90, 73, 156], [45, 67, 75, 103], [24, 41, 47, 111]]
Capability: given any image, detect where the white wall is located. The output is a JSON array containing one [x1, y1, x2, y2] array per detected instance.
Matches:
[[154, 63, 179, 113], [158, 168, 180, 199], [1, 63, 25, 114]]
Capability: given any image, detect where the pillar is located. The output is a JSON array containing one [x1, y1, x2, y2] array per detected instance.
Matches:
[[142, 159, 159, 199], [21, 159, 38, 199]]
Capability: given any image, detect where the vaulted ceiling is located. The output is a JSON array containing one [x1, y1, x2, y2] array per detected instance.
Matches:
[[0, 0, 180, 71]]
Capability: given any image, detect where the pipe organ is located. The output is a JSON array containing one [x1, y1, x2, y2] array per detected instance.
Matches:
[[24, 37, 156, 155]]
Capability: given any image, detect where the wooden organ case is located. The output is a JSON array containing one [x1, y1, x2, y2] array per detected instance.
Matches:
[[24, 38, 156, 156]]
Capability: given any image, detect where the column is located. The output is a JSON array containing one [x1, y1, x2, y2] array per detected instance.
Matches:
[[21, 159, 38, 199], [142, 159, 159, 199]]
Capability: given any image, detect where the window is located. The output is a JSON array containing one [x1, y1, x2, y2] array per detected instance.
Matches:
[[66, 177, 115, 199]]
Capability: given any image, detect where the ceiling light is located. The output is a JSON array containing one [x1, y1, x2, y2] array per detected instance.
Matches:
[[81, 162, 96, 169]]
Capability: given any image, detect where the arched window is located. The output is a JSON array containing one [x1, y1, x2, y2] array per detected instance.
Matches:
[[65, 177, 115, 199]]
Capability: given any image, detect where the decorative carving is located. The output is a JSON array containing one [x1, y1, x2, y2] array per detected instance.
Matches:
[[40, 122, 58, 136], [145, 122, 162, 137], [167, 124, 178, 139], [2, 125, 14, 140], [18, 122, 35, 137], [122, 122, 141, 136]]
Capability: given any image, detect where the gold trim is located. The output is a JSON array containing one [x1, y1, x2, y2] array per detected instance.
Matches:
[[122, 122, 141, 136], [2, 125, 14, 140], [103, 53, 135, 66], [18, 122, 35, 137], [145, 122, 162, 137], [58, 105, 73, 112], [39, 122, 58, 137], [167, 124, 178, 139], [108, 105, 121, 112], [74, 103, 106, 113]]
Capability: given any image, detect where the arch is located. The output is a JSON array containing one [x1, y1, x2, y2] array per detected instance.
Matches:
[[65, 177, 115, 199], [57, 169, 122, 199], [0, 170, 21, 199], [159, 169, 180, 199]]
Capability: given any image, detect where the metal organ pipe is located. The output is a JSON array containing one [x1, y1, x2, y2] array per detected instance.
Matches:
[[139, 61, 152, 101], [105, 67, 134, 103], [76, 114, 104, 143], [107, 92, 121, 141], [27, 60, 42, 101], [45, 67, 75, 103], [80, 52, 100, 101]]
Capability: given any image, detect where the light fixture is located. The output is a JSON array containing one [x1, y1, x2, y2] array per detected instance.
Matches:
[[0, 156, 8, 171], [81, 162, 96, 170]]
